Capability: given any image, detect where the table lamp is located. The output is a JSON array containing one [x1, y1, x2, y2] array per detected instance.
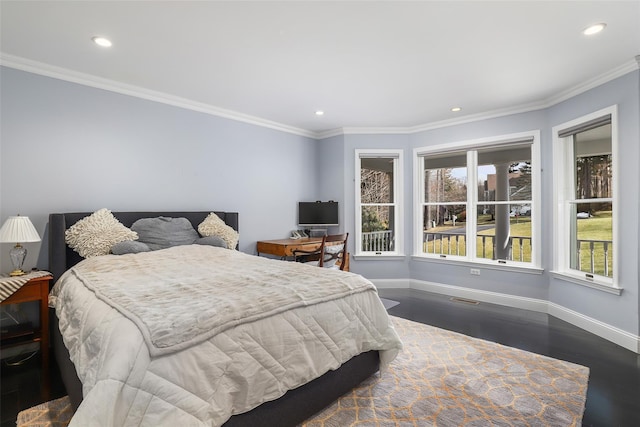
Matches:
[[0, 215, 41, 276]]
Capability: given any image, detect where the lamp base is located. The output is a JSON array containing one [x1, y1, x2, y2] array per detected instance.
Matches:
[[9, 243, 27, 277], [9, 269, 26, 276]]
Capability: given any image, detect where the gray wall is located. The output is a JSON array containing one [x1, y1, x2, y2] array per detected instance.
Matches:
[[319, 71, 639, 337], [0, 67, 318, 270], [316, 134, 346, 233], [408, 110, 550, 300], [340, 133, 412, 280], [546, 71, 640, 334], [2, 65, 638, 338]]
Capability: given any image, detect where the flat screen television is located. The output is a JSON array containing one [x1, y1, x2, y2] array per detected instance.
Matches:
[[298, 201, 339, 227]]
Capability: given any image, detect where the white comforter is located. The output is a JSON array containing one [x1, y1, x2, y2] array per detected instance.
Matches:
[[50, 245, 402, 426]]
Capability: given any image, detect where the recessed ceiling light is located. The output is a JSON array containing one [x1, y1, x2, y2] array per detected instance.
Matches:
[[315, 110, 324, 116], [451, 107, 462, 112], [92, 36, 112, 47], [583, 23, 606, 36]]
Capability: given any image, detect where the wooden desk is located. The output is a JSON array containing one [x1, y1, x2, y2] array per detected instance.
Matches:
[[1, 274, 52, 398], [257, 237, 323, 258], [256, 238, 349, 271]]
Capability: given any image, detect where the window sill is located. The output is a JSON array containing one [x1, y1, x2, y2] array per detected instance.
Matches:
[[550, 271, 622, 295], [353, 254, 406, 261], [411, 255, 544, 275]]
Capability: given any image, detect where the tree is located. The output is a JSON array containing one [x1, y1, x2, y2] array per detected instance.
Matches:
[[576, 155, 612, 200], [361, 167, 392, 232], [511, 161, 532, 201], [362, 207, 387, 232], [424, 168, 466, 227]]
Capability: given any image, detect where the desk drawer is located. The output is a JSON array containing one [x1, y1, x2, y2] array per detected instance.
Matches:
[[256, 241, 287, 257]]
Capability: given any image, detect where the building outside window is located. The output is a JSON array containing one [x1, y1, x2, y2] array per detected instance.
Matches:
[[552, 106, 617, 290], [355, 150, 403, 256], [414, 132, 540, 268]]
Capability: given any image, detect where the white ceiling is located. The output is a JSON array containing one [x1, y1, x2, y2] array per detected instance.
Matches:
[[1, 1, 639, 138]]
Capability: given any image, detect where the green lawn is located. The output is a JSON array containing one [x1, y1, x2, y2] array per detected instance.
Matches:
[[423, 212, 612, 276], [575, 211, 613, 276]]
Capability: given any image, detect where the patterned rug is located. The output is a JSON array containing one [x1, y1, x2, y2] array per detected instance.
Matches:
[[17, 316, 589, 427]]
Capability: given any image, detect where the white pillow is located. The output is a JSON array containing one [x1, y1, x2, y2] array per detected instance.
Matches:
[[198, 213, 239, 250], [322, 244, 344, 268], [65, 208, 138, 258]]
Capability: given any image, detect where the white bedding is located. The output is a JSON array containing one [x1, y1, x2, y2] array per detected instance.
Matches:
[[50, 245, 402, 426]]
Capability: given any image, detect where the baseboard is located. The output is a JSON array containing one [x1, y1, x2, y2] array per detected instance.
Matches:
[[409, 279, 549, 313], [547, 302, 640, 354], [370, 278, 640, 354]]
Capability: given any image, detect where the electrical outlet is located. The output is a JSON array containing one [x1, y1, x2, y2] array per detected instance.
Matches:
[[470, 268, 481, 276]]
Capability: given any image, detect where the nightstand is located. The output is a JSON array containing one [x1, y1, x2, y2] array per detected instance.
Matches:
[[1, 274, 53, 394]]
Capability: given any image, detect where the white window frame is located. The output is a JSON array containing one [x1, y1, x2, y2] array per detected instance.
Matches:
[[354, 149, 404, 257], [551, 106, 620, 294], [413, 131, 541, 271]]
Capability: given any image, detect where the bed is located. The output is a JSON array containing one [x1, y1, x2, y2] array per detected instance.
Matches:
[[48, 210, 402, 426]]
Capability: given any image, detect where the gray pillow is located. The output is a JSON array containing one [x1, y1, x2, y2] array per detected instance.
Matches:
[[131, 217, 199, 251], [111, 240, 151, 255], [194, 236, 227, 248]]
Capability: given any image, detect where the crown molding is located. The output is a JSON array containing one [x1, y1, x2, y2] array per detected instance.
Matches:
[[318, 58, 639, 139], [543, 58, 639, 107], [2, 53, 638, 141], [315, 128, 347, 139], [342, 100, 549, 136], [318, 99, 548, 138], [0, 53, 317, 139], [332, 58, 640, 138]]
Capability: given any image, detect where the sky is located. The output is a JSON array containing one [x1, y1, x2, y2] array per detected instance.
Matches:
[[450, 165, 496, 183]]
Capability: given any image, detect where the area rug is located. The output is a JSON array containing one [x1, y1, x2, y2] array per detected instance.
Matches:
[[16, 396, 73, 427], [17, 316, 589, 427], [379, 297, 400, 310], [302, 316, 589, 426]]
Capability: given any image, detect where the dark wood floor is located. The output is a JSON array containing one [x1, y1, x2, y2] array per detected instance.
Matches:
[[379, 288, 640, 427], [1, 349, 66, 427], [1, 288, 639, 426]]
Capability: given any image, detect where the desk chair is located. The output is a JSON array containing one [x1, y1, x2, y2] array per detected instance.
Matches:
[[293, 233, 349, 270]]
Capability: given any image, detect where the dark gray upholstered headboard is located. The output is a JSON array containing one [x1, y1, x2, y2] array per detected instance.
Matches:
[[48, 211, 239, 281]]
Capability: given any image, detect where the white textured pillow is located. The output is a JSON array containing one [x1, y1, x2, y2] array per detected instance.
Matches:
[[198, 213, 239, 250], [322, 244, 344, 268], [65, 209, 138, 258]]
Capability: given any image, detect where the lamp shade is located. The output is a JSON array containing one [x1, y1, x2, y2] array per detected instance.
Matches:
[[0, 216, 41, 243]]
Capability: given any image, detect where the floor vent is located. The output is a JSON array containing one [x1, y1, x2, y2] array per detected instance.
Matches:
[[450, 297, 480, 305]]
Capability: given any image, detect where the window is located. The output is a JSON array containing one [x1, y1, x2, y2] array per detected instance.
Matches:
[[553, 106, 617, 290], [414, 132, 540, 268], [421, 152, 468, 257], [355, 150, 403, 256]]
